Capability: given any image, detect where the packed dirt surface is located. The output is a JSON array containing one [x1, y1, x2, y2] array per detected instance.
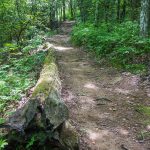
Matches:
[[47, 21, 150, 150]]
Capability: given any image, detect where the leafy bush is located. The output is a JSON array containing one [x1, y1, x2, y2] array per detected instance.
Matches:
[[22, 35, 44, 53], [71, 21, 149, 74], [0, 139, 8, 150], [0, 51, 46, 115]]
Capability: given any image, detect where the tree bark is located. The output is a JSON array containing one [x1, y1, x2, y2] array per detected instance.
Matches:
[[140, 0, 150, 37], [94, 0, 100, 26], [78, 0, 87, 23], [70, 0, 74, 19], [121, 0, 127, 21], [117, 0, 121, 21], [63, 0, 66, 21]]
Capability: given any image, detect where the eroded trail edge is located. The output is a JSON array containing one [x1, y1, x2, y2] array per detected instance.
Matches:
[[47, 21, 150, 150]]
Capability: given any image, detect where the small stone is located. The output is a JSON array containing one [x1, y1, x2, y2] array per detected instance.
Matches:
[[92, 141, 96, 144], [146, 125, 150, 131]]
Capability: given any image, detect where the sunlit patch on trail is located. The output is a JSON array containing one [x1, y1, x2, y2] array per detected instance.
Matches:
[[115, 127, 129, 136], [72, 68, 82, 71], [114, 88, 130, 94], [87, 130, 100, 140], [84, 82, 99, 90], [86, 129, 111, 142], [54, 46, 73, 51]]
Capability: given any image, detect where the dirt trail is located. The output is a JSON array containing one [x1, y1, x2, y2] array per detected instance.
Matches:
[[47, 21, 150, 150]]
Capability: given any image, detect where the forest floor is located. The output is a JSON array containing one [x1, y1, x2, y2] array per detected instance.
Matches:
[[47, 21, 150, 150]]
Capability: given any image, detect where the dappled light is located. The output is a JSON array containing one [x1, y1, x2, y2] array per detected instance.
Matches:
[[72, 68, 82, 71], [115, 88, 130, 94], [87, 129, 111, 141], [87, 129, 100, 141], [84, 82, 99, 90], [1, 0, 149, 149], [116, 127, 129, 136], [54, 46, 73, 51]]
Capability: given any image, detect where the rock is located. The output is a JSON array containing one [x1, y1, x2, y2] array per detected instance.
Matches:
[[60, 120, 79, 150]]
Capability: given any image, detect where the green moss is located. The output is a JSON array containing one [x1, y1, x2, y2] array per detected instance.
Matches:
[[44, 50, 55, 65], [32, 80, 50, 98], [32, 50, 58, 99]]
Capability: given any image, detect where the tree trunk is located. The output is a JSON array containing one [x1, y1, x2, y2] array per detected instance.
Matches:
[[104, 1, 110, 24], [140, 0, 150, 37], [70, 0, 74, 19], [130, 0, 141, 20], [117, 0, 121, 21], [94, 0, 100, 26], [1, 48, 79, 149], [121, 0, 127, 21], [78, 0, 87, 23], [63, 0, 66, 21]]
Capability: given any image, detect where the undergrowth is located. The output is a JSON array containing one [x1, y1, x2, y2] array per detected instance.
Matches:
[[0, 29, 52, 149], [136, 105, 150, 141], [0, 51, 46, 115], [0, 32, 49, 117], [71, 21, 150, 74]]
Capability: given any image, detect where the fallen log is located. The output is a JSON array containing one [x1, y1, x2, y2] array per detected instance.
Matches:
[[1, 49, 79, 150]]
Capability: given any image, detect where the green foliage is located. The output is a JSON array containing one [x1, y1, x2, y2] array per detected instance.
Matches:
[[0, 139, 8, 150], [0, 50, 46, 115], [136, 105, 150, 116], [136, 105, 150, 141], [71, 21, 149, 74], [22, 35, 44, 53], [9, 131, 48, 150], [0, 118, 6, 125], [26, 136, 36, 150], [137, 130, 150, 141], [0, 0, 75, 47], [0, 36, 47, 146], [26, 132, 47, 149], [0, 29, 50, 150], [0, 0, 30, 45], [0, 43, 18, 54]]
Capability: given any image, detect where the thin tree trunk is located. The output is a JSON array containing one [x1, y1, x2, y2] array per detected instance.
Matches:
[[117, 0, 121, 21], [60, 7, 63, 22], [63, 0, 66, 21], [104, 1, 110, 24], [94, 0, 100, 26], [49, 1, 56, 29], [78, 0, 86, 23], [70, 0, 74, 19], [121, 0, 127, 21], [140, 0, 150, 37]]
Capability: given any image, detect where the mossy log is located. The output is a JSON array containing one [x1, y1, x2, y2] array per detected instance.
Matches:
[[6, 49, 69, 132], [1, 49, 79, 149]]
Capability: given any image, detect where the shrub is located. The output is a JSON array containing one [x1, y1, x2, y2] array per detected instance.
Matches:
[[71, 21, 149, 74], [0, 51, 46, 115]]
